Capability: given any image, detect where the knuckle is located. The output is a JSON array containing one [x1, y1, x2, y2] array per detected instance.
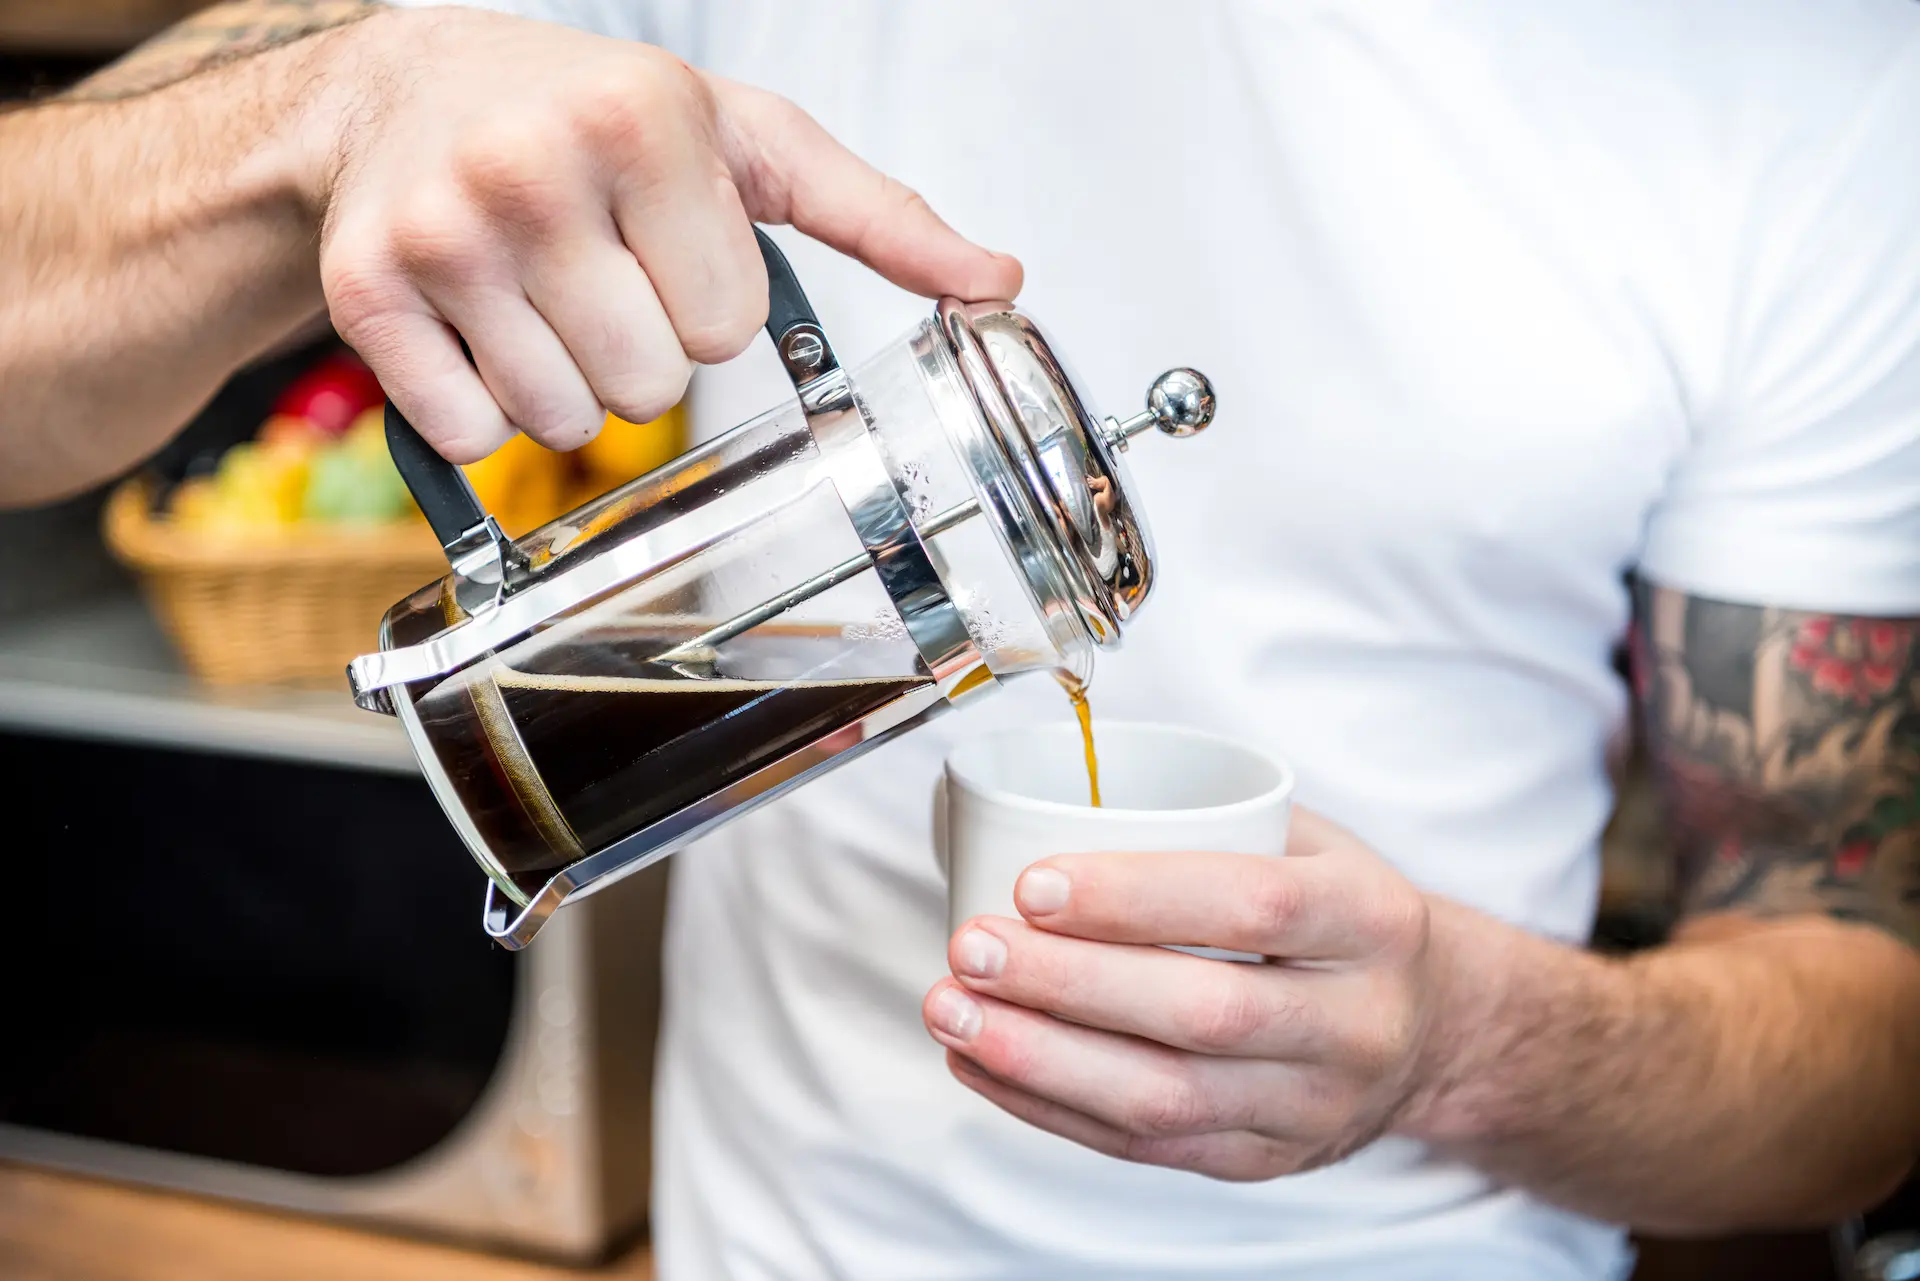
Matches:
[[391, 375, 511, 465], [1348, 998, 1419, 1080], [847, 177, 930, 255], [573, 81, 649, 157], [1184, 980, 1270, 1054], [893, 183, 934, 219], [1277, 1070, 1349, 1136], [321, 258, 406, 350], [575, 55, 700, 158], [385, 193, 487, 283], [435, 423, 512, 466], [726, 97, 801, 219], [735, 84, 809, 153], [604, 354, 692, 424], [1242, 870, 1305, 944], [1345, 1022, 1401, 1081], [453, 124, 572, 232], [1265, 986, 1324, 1048], [481, 360, 599, 446], [1122, 1068, 1210, 1139], [674, 295, 763, 364], [517, 395, 604, 448], [1381, 996, 1424, 1063]]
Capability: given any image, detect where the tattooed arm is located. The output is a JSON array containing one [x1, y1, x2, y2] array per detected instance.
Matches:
[[60, 1, 379, 104], [1637, 585, 1920, 943], [1611, 587, 1920, 1217], [1395, 584, 1920, 1232], [0, 2, 1017, 504]]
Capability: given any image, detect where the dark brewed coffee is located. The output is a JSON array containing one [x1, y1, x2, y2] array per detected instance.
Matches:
[[415, 625, 930, 896]]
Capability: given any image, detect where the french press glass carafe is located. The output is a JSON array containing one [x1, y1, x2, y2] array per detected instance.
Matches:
[[349, 231, 1215, 949]]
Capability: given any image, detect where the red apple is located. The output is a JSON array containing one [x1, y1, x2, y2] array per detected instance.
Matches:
[[273, 351, 385, 436]]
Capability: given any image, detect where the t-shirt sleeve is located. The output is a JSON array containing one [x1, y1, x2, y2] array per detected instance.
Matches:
[[1638, 34, 1920, 617]]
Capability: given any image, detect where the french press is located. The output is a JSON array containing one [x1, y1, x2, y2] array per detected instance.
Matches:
[[349, 231, 1215, 949]]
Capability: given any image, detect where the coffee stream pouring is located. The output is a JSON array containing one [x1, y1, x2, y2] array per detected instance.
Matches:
[[349, 230, 1215, 949]]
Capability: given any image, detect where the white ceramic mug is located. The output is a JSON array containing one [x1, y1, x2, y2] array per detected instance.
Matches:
[[941, 722, 1294, 963]]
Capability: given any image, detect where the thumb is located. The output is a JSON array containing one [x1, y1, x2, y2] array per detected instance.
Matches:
[[706, 73, 1024, 303]]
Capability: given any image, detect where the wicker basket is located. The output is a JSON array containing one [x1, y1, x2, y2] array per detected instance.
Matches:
[[103, 479, 448, 687]]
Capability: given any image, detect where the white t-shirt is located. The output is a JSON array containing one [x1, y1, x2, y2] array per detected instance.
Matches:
[[395, 2, 1920, 1277]]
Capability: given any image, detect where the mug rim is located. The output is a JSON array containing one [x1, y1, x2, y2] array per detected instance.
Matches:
[[944, 720, 1294, 821]]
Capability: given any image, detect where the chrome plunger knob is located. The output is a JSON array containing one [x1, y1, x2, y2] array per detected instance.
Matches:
[[1103, 367, 1216, 450]]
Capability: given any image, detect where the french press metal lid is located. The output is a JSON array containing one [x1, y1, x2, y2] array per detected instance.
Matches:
[[350, 230, 1215, 948]]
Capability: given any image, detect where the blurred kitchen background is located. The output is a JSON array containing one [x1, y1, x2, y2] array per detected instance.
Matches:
[[0, 4, 1911, 1280]]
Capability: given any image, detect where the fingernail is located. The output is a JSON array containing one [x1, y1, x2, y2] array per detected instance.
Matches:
[[1017, 866, 1071, 915], [955, 928, 1006, 979], [930, 987, 982, 1041]]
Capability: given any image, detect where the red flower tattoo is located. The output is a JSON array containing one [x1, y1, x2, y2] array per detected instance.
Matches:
[[1832, 838, 1875, 879], [1787, 617, 1914, 706]]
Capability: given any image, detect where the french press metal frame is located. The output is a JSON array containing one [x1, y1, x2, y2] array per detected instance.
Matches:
[[351, 231, 995, 949]]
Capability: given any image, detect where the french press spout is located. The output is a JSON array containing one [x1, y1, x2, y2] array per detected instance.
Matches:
[[350, 229, 1216, 949]]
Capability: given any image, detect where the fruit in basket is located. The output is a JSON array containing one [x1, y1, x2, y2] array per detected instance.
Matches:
[[170, 439, 308, 531], [223, 439, 313, 525], [462, 430, 566, 536], [303, 410, 412, 524], [343, 406, 387, 454], [166, 406, 414, 531], [258, 413, 329, 448], [167, 476, 226, 531], [273, 352, 385, 437]]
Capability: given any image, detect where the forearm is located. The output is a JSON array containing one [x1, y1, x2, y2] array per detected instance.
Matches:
[[0, 3, 377, 505], [1405, 901, 1920, 1233]]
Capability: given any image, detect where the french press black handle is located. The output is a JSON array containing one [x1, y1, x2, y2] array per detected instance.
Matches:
[[386, 226, 825, 561]]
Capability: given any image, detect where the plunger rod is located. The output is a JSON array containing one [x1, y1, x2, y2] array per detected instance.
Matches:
[[653, 496, 981, 664]]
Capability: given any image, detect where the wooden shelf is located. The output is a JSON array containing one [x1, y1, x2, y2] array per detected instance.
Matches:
[[0, 1164, 655, 1280]]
